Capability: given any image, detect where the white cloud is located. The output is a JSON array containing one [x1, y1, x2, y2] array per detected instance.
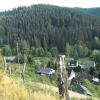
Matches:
[[0, 0, 100, 11]]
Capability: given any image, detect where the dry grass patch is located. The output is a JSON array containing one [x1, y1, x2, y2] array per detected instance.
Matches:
[[30, 92, 58, 100], [0, 74, 58, 100]]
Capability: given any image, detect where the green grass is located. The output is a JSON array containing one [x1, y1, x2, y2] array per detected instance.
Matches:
[[78, 57, 89, 62], [84, 79, 100, 98], [32, 57, 50, 63], [65, 57, 73, 61], [65, 57, 89, 62]]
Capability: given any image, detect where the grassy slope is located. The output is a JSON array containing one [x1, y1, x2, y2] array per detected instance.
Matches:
[[0, 54, 58, 100], [0, 73, 58, 100], [0, 54, 99, 100], [0, 72, 99, 100], [34, 82, 99, 100]]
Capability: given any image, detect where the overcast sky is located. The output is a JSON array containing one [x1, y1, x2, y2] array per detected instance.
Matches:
[[0, 0, 100, 12]]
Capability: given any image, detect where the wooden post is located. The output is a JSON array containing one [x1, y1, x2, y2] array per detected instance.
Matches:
[[57, 55, 69, 100], [3, 57, 12, 74], [23, 63, 26, 73], [3, 57, 7, 72], [20, 63, 26, 81], [16, 42, 20, 72], [9, 63, 12, 75]]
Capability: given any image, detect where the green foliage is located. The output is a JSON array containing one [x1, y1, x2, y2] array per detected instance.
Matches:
[[1, 45, 12, 56], [32, 57, 50, 64], [46, 52, 52, 58], [73, 41, 89, 58], [93, 36, 100, 49], [89, 67, 95, 75], [91, 50, 100, 62], [84, 79, 100, 98], [31, 47, 45, 57], [37, 48, 45, 57], [65, 42, 72, 57], [38, 75, 50, 84], [73, 48, 79, 60], [50, 47, 58, 57], [65, 41, 89, 58], [68, 85, 75, 91], [89, 50, 100, 79], [47, 58, 57, 70], [15, 53, 24, 63], [20, 40, 29, 55], [23, 54, 28, 63]]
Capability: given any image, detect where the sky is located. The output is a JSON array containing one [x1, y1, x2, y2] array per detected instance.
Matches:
[[0, 0, 100, 12]]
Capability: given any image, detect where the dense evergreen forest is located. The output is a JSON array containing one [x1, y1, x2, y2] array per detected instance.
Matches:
[[0, 4, 100, 54]]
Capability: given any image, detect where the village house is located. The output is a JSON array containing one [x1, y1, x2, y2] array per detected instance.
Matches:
[[92, 77, 100, 85], [68, 69, 93, 96], [68, 69, 76, 84], [69, 60, 79, 68], [37, 68, 55, 76], [4, 56, 16, 63]]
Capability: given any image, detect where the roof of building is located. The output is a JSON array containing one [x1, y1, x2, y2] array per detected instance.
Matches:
[[37, 68, 55, 75], [69, 60, 78, 68], [78, 64, 86, 69], [69, 72, 92, 85], [75, 84, 92, 96], [4, 56, 15, 61], [70, 60, 77, 65], [92, 77, 99, 82]]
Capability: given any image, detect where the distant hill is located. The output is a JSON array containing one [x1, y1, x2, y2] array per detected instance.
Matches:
[[0, 5, 100, 51], [74, 7, 100, 16]]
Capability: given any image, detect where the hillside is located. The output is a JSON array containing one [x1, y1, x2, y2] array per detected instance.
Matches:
[[0, 5, 100, 52], [0, 54, 99, 100], [74, 7, 100, 16], [0, 74, 58, 100], [0, 73, 99, 100]]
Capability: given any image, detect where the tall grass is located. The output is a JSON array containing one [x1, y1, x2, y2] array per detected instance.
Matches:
[[0, 74, 58, 100]]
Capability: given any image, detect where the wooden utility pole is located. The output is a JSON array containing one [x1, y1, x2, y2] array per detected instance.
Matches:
[[57, 55, 69, 100]]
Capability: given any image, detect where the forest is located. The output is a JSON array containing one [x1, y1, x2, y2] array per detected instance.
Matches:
[[0, 5, 100, 57]]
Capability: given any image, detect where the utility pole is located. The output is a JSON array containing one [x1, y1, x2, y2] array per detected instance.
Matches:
[[57, 55, 69, 100]]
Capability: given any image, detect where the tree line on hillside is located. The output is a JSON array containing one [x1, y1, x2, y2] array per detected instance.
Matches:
[[89, 48, 100, 80], [1, 37, 100, 61], [1, 36, 100, 59], [0, 5, 100, 52]]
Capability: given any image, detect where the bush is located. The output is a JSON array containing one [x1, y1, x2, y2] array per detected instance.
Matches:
[[38, 75, 49, 84], [46, 52, 52, 58], [50, 47, 58, 57], [1, 45, 12, 56]]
